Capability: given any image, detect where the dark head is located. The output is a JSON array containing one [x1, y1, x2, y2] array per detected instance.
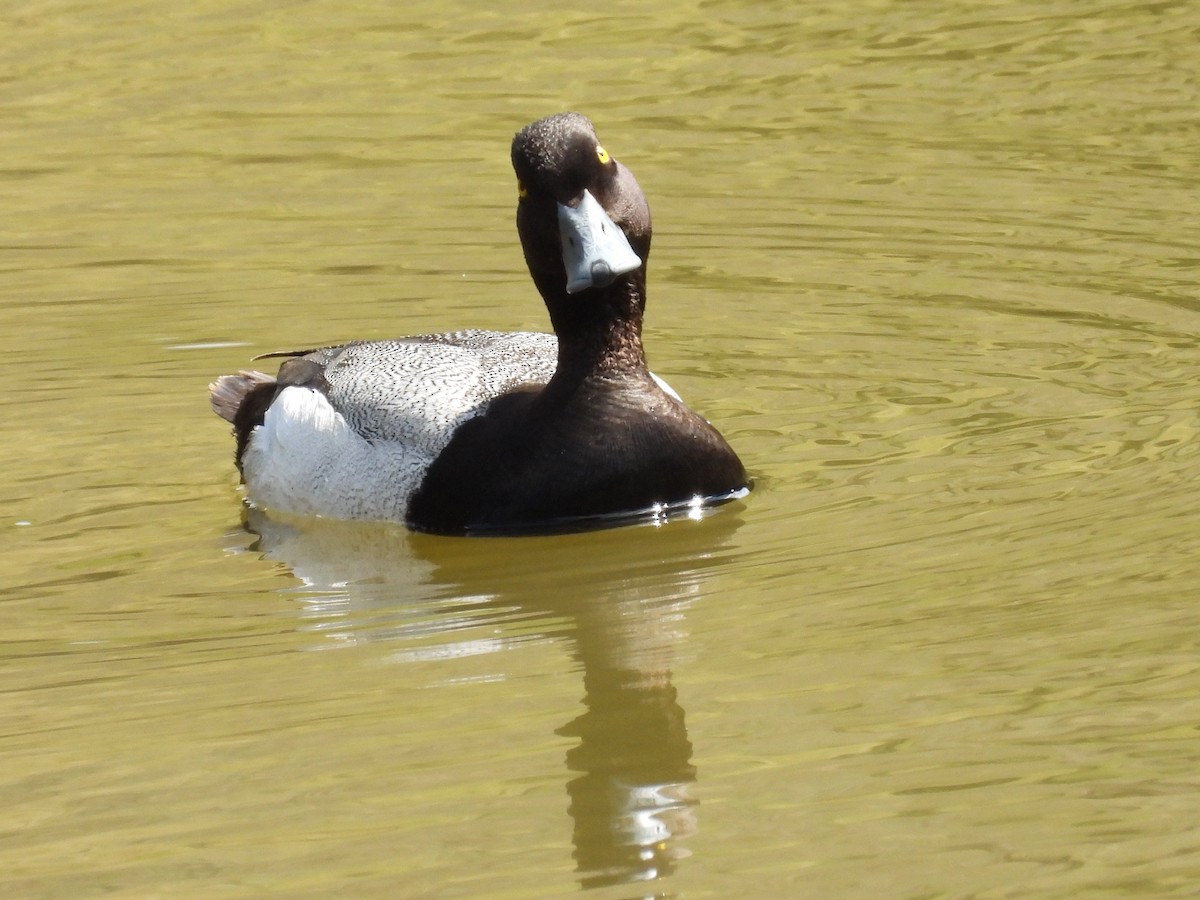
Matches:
[[511, 113, 653, 374]]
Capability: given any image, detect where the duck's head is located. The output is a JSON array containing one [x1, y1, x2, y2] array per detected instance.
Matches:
[[511, 113, 651, 316]]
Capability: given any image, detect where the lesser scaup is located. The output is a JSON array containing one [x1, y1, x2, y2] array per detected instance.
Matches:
[[210, 112, 749, 534]]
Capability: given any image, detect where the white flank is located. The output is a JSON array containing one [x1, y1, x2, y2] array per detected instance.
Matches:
[[241, 386, 433, 521]]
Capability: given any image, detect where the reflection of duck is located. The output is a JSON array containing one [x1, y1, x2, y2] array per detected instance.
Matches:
[[241, 509, 745, 891], [559, 654, 698, 889], [211, 112, 748, 534]]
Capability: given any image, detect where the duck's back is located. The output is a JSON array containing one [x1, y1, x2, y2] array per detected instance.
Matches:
[[314, 330, 558, 449]]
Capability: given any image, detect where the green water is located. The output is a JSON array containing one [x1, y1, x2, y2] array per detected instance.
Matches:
[[3, 1, 1199, 896]]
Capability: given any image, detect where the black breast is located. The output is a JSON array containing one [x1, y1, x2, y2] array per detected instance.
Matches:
[[406, 377, 747, 534]]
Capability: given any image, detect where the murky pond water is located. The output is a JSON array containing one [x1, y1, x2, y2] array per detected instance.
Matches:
[[4, 0, 1199, 896]]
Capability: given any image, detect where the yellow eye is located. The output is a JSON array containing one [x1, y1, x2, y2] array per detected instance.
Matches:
[[595, 145, 611, 164], [517, 180, 528, 199]]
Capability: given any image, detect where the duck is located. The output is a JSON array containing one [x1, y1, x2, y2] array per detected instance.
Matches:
[[210, 112, 749, 534]]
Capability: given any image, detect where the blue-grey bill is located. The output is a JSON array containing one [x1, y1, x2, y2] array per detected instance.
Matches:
[[557, 189, 642, 294]]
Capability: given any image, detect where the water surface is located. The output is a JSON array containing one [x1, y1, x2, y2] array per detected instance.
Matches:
[[3, 0, 1199, 896]]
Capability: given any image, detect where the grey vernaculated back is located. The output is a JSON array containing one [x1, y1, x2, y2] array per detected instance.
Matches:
[[311, 330, 559, 450]]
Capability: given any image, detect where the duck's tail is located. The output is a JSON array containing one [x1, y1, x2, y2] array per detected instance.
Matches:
[[209, 370, 275, 423]]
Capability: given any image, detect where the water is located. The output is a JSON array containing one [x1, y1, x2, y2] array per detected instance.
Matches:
[[3, 0, 1199, 896]]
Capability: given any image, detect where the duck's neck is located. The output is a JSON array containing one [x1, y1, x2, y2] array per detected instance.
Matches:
[[545, 272, 649, 385]]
